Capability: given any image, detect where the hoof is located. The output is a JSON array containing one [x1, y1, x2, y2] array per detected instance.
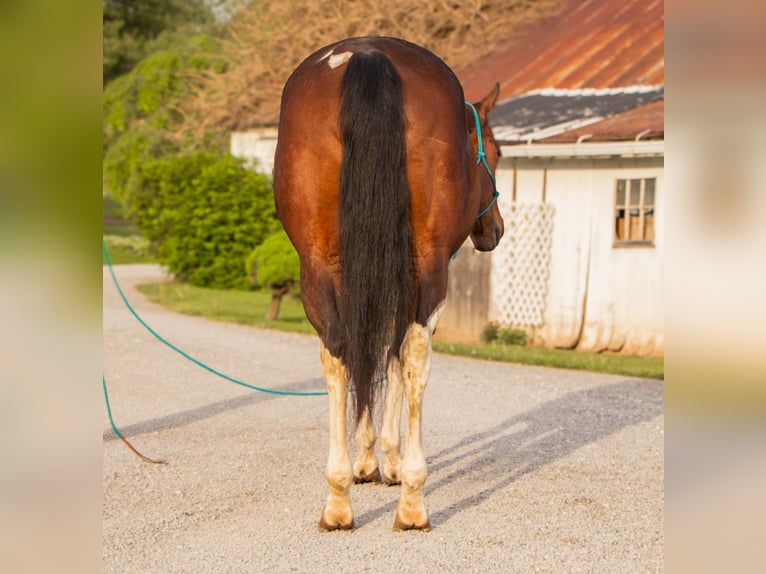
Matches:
[[382, 466, 400, 485], [354, 467, 382, 484], [383, 474, 401, 486], [318, 516, 354, 532], [318, 505, 354, 532], [392, 513, 431, 532]]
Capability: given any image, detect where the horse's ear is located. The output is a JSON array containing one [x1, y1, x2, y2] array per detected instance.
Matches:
[[477, 83, 500, 117], [466, 83, 500, 132]]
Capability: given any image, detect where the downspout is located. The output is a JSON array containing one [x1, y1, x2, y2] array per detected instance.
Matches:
[[573, 234, 592, 350], [573, 166, 594, 350]]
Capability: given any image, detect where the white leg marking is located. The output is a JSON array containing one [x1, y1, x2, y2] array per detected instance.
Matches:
[[394, 303, 444, 530], [353, 407, 381, 483], [318, 342, 354, 530], [380, 356, 404, 485]]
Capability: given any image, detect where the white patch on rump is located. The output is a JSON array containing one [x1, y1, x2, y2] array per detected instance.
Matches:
[[318, 49, 354, 69]]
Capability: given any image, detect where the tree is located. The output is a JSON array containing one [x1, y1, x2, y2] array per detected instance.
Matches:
[[103, 0, 219, 84], [185, 0, 564, 132], [103, 33, 225, 202], [247, 230, 300, 320], [102, 1, 280, 292]]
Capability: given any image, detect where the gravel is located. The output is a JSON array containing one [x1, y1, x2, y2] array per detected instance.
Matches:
[[103, 264, 663, 573]]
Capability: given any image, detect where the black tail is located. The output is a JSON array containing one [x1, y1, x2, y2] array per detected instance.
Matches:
[[339, 50, 415, 426]]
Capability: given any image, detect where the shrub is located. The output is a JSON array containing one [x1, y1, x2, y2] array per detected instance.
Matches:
[[246, 229, 300, 291], [247, 229, 300, 320], [497, 328, 528, 346], [130, 150, 277, 289], [480, 323, 528, 346], [480, 322, 499, 344]]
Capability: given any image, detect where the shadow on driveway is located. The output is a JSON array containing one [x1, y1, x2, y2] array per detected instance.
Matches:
[[355, 378, 663, 527]]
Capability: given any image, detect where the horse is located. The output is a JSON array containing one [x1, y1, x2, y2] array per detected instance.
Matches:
[[273, 36, 504, 531]]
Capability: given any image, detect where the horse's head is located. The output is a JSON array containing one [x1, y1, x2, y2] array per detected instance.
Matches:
[[466, 84, 504, 252]]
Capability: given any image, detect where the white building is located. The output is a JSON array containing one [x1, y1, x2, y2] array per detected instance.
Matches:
[[443, 0, 664, 356]]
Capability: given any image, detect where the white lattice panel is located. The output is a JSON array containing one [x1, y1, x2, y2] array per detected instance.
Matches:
[[492, 202, 556, 327]]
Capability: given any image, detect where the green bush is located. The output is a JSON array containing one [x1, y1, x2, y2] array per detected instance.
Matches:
[[246, 229, 300, 292], [130, 151, 278, 289], [480, 322, 499, 344], [480, 322, 528, 346], [497, 328, 528, 346]]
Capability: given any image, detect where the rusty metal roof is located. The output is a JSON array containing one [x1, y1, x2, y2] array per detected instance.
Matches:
[[459, 0, 664, 102], [458, 0, 663, 144], [539, 99, 664, 143]]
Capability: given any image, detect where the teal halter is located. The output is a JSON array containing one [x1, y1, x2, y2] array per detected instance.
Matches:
[[465, 101, 500, 218]]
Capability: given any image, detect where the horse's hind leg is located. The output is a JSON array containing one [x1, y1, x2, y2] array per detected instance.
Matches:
[[380, 355, 404, 486], [354, 408, 381, 483], [317, 342, 354, 531], [357, 355, 405, 485], [393, 303, 445, 531]]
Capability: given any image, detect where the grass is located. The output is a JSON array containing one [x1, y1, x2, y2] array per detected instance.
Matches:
[[103, 195, 157, 264], [103, 233, 156, 264], [133, 281, 664, 380], [102, 220, 156, 265], [103, 220, 142, 237], [432, 341, 663, 380], [136, 282, 316, 335]]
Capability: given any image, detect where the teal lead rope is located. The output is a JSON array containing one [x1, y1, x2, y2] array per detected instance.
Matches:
[[102, 239, 328, 463], [103, 240, 327, 397]]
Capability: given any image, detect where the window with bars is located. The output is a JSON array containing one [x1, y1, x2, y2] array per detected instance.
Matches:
[[614, 178, 656, 246]]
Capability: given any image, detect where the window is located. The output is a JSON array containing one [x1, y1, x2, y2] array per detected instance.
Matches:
[[614, 177, 655, 245]]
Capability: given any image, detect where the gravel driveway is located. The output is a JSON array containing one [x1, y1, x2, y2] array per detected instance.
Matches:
[[103, 264, 663, 573]]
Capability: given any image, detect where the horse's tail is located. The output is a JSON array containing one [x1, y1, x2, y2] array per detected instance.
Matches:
[[339, 50, 415, 426]]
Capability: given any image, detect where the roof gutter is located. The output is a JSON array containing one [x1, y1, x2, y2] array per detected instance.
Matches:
[[499, 139, 664, 158]]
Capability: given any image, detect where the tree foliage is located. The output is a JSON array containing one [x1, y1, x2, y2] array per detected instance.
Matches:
[[247, 229, 301, 320], [247, 229, 300, 290], [103, 33, 225, 202], [186, 0, 563, 131], [130, 151, 277, 289], [103, 0, 221, 84], [102, 1, 265, 292]]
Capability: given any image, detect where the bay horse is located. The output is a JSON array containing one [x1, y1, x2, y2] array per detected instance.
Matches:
[[273, 36, 504, 531]]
